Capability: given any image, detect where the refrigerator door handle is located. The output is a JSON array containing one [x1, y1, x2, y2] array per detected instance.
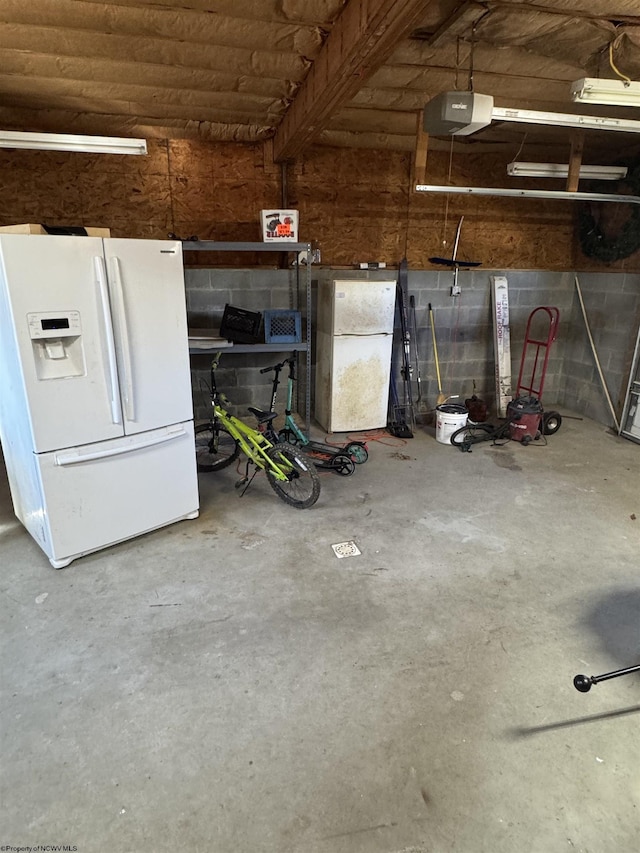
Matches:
[[54, 426, 187, 466], [94, 255, 123, 425], [110, 256, 135, 422]]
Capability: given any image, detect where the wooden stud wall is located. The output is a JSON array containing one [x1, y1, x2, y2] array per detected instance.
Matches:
[[0, 137, 637, 272]]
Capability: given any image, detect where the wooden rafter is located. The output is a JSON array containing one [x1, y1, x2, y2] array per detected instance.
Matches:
[[415, 1, 485, 47], [272, 0, 435, 162]]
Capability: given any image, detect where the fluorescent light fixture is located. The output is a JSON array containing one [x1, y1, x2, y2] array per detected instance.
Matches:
[[507, 161, 628, 180], [492, 105, 640, 134], [571, 78, 640, 108], [414, 184, 640, 206], [0, 130, 147, 155]]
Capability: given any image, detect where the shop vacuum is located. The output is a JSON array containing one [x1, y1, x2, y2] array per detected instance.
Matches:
[[506, 395, 545, 444]]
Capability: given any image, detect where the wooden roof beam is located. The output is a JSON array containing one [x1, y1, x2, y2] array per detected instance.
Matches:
[[272, 0, 436, 162], [414, 1, 486, 47]]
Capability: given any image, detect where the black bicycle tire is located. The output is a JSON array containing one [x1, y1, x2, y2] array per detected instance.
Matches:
[[265, 443, 321, 509], [194, 422, 240, 472], [450, 422, 496, 448], [345, 442, 368, 464]]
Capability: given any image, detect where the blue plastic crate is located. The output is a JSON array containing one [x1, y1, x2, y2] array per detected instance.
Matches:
[[263, 310, 302, 344]]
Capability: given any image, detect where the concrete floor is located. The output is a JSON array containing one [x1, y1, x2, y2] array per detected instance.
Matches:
[[1, 414, 639, 853]]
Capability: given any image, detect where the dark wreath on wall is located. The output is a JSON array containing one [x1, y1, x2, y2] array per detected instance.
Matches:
[[578, 162, 640, 262]]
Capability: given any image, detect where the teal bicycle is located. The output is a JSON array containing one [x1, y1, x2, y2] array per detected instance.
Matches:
[[261, 357, 369, 470], [194, 355, 320, 509]]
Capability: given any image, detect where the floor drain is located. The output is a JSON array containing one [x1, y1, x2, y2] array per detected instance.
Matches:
[[331, 540, 361, 558]]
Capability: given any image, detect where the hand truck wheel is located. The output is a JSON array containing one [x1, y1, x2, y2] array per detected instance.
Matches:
[[542, 411, 562, 435]]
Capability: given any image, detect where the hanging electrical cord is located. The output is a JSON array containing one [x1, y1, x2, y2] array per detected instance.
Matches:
[[440, 137, 456, 252], [609, 37, 632, 84], [465, 9, 492, 91], [442, 16, 487, 253], [324, 429, 409, 449], [512, 132, 528, 164], [468, 22, 477, 92]]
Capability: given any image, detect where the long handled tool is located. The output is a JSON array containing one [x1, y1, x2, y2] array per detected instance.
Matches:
[[409, 294, 423, 406], [575, 275, 621, 432], [387, 259, 414, 437], [428, 302, 447, 405], [398, 258, 415, 428], [574, 663, 640, 692]]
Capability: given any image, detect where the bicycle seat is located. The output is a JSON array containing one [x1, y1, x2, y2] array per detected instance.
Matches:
[[247, 407, 277, 424]]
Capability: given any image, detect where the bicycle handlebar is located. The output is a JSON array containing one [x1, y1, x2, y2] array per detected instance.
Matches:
[[260, 360, 288, 374]]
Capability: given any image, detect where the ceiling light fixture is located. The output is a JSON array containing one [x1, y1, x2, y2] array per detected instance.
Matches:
[[0, 131, 147, 155], [414, 185, 640, 206], [507, 162, 628, 180], [491, 106, 640, 134], [571, 78, 640, 108]]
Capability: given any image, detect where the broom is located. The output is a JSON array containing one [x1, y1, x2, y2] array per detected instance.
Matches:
[[428, 302, 448, 406]]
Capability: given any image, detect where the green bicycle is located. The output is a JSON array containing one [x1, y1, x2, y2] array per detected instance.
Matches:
[[194, 355, 321, 509]]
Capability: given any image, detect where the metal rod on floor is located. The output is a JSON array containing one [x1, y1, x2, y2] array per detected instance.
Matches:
[[574, 274, 621, 432], [574, 664, 640, 692]]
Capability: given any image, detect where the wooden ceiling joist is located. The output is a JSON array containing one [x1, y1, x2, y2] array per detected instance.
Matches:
[[272, 0, 436, 162], [414, 1, 486, 47]]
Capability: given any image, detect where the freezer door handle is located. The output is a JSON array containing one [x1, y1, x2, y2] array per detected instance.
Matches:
[[54, 426, 187, 466], [94, 255, 123, 425], [110, 256, 135, 422]]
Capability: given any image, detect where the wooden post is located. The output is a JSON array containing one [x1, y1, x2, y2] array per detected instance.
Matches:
[[412, 111, 429, 189], [262, 138, 279, 175], [566, 131, 585, 192]]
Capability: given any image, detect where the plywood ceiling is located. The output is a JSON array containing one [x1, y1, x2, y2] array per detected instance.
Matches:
[[1, 0, 639, 162]]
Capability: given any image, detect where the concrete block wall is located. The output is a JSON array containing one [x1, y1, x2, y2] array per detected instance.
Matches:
[[185, 267, 307, 421], [404, 268, 574, 415], [310, 268, 574, 418], [184, 266, 640, 430], [560, 272, 640, 428]]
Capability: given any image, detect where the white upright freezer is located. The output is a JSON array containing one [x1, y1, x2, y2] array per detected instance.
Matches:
[[314, 279, 395, 432], [0, 234, 199, 568]]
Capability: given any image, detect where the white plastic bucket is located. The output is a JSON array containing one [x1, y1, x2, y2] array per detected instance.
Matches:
[[435, 404, 468, 445]]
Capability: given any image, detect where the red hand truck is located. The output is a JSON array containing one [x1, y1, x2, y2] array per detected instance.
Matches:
[[511, 306, 562, 440]]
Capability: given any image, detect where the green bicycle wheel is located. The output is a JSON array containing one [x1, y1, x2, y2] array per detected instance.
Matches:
[[265, 443, 321, 509], [195, 422, 240, 472]]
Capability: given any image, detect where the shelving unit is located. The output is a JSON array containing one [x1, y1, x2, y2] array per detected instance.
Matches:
[[182, 240, 312, 431]]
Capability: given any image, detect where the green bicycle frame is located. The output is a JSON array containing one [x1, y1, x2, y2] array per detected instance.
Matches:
[[213, 403, 292, 482]]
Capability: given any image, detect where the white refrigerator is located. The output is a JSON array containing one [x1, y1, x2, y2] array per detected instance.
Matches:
[[0, 234, 199, 568], [314, 279, 395, 432]]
